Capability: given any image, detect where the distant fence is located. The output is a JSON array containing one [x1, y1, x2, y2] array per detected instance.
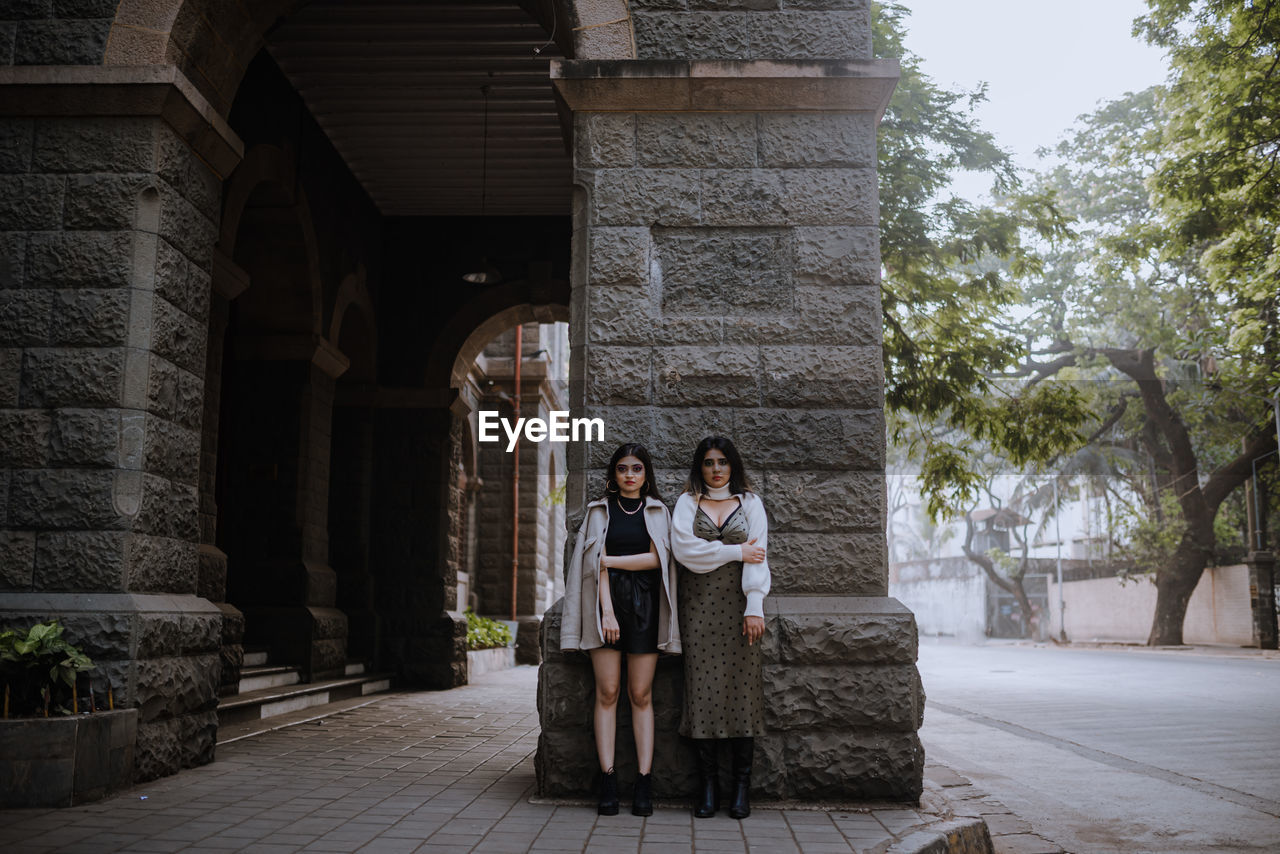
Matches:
[[1045, 564, 1253, 646]]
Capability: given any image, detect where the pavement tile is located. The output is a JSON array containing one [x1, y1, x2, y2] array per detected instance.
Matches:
[[984, 813, 1036, 835], [355, 837, 423, 853], [992, 834, 1066, 854]]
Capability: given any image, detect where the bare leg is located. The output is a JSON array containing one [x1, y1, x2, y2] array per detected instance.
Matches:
[[626, 653, 658, 774], [590, 648, 622, 772]]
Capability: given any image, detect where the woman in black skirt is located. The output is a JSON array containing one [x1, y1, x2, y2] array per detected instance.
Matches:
[[671, 436, 769, 819], [560, 442, 679, 816]]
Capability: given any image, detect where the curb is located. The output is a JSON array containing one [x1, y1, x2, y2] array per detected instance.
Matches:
[[888, 818, 994, 854]]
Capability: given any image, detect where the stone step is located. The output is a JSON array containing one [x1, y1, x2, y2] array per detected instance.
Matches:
[[237, 665, 300, 694], [242, 649, 270, 667], [344, 661, 366, 676], [217, 673, 394, 730]]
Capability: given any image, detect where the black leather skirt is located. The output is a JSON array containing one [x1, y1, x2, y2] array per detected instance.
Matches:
[[603, 567, 661, 654]]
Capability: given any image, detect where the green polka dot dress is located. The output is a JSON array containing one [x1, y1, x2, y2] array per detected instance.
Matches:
[[677, 504, 766, 738]]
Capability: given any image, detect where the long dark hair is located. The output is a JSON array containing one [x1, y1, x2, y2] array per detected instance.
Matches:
[[685, 435, 752, 497], [603, 442, 661, 501]]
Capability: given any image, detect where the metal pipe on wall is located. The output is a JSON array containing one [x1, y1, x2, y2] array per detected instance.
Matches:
[[510, 324, 523, 621]]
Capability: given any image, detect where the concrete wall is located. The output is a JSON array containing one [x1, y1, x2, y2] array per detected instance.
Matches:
[[1047, 565, 1253, 646], [891, 558, 987, 643]]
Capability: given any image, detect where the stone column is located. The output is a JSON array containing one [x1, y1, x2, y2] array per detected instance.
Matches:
[[329, 395, 379, 665], [369, 392, 467, 689], [0, 67, 242, 780], [537, 52, 922, 799], [199, 250, 248, 694], [221, 340, 350, 680], [1246, 550, 1277, 650]]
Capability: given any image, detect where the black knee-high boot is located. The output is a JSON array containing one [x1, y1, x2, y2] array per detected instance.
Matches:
[[693, 739, 719, 818], [728, 737, 753, 819]]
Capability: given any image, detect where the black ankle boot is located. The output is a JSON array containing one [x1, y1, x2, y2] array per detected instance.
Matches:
[[728, 737, 753, 819], [598, 769, 619, 816], [693, 739, 719, 818], [631, 772, 653, 816]]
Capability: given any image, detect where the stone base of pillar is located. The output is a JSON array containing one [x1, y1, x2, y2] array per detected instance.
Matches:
[[536, 596, 924, 802], [516, 615, 543, 665], [0, 592, 223, 782], [242, 604, 349, 680], [216, 601, 245, 694], [386, 610, 468, 689]]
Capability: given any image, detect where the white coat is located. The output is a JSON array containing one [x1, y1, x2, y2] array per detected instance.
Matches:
[[560, 495, 680, 653]]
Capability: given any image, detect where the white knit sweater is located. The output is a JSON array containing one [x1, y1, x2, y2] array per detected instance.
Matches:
[[671, 492, 771, 618]]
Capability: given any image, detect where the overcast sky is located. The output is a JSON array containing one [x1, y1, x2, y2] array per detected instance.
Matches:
[[897, 0, 1171, 199]]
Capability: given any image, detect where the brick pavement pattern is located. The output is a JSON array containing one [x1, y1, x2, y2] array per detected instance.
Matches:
[[0, 668, 942, 854]]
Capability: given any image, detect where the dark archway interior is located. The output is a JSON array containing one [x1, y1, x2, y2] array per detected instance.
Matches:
[[206, 6, 572, 691]]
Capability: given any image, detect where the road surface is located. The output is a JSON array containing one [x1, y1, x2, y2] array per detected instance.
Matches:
[[918, 640, 1280, 853]]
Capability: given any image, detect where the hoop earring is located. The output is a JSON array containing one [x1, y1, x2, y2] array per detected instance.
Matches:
[[606, 480, 619, 494]]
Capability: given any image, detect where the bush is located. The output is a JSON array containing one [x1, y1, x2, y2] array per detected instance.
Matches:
[[465, 609, 513, 651], [0, 620, 95, 717]]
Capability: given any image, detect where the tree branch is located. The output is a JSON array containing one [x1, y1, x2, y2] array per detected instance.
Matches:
[[1202, 428, 1279, 513]]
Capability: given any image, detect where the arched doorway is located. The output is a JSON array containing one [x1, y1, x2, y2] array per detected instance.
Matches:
[[447, 310, 571, 660], [202, 5, 576, 700]]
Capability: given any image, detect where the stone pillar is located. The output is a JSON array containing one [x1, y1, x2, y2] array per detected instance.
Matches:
[[200, 251, 248, 694], [329, 397, 379, 665], [221, 342, 350, 680], [369, 393, 467, 688], [1246, 550, 1278, 650], [0, 68, 242, 780], [537, 40, 921, 799]]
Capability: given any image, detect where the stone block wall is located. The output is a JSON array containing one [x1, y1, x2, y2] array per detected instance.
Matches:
[[541, 2, 922, 800], [0, 1, 114, 67], [0, 108, 229, 780], [630, 0, 872, 63]]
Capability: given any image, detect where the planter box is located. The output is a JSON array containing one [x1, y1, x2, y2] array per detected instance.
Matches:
[[467, 646, 515, 677], [0, 709, 137, 808]]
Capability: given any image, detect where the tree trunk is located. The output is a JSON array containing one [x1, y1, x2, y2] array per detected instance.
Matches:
[[1146, 543, 1210, 646], [962, 543, 1034, 640], [1010, 577, 1036, 640]]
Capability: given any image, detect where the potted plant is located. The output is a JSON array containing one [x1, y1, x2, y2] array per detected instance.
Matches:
[[465, 609, 515, 677], [0, 620, 96, 717], [0, 620, 137, 807]]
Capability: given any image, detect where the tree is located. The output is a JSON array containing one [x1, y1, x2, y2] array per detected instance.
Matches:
[[873, 3, 1090, 518], [960, 488, 1038, 640], [1137, 0, 1280, 326], [1018, 84, 1274, 645]]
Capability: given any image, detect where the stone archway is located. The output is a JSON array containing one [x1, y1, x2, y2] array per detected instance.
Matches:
[[437, 292, 572, 664]]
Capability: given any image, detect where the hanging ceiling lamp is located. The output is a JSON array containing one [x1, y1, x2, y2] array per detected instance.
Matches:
[[462, 82, 502, 285]]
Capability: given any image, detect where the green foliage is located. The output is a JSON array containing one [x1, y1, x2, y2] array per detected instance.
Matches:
[[874, 2, 1090, 517], [464, 609, 512, 651], [1137, 0, 1280, 323], [985, 547, 1026, 582], [0, 620, 95, 716], [541, 480, 567, 509], [1116, 489, 1188, 582]]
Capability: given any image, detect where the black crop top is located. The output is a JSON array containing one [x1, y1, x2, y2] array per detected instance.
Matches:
[[605, 496, 651, 556]]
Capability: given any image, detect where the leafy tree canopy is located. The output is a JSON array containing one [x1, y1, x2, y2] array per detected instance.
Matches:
[[873, 2, 1090, 517]]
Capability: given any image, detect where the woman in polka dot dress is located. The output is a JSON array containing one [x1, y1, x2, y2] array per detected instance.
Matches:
[[671, 436, 770, 820]]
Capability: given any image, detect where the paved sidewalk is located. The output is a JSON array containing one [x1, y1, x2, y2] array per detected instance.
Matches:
[[1, 667, 990, 854]]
